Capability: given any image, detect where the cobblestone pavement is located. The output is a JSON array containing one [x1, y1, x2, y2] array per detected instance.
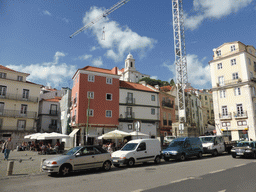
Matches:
[[0, 150, 59, 180]]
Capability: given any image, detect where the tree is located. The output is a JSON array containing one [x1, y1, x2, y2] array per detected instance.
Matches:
[[170, 79, 175, 86], [139, 77, 171, 87]]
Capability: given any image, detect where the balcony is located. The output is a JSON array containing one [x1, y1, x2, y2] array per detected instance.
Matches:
[[0, 93, 38, 103], [126, 97, 135, 105], [0, 109, 37, 119], [216, 78, 242, 88], [125, 112, 135, 119], [219, 113, 232, 120], [162, 101, 174, 108], [49, 110, 58, 116], [233, 111, 248, 119]]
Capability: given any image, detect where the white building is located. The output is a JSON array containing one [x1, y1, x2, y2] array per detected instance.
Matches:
[[118, 81, 159, 138]]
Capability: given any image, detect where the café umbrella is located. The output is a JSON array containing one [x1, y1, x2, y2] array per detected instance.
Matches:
[[98, 130, 130, 139]]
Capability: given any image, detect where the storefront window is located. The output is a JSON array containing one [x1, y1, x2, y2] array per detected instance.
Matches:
[[222, 131, 232, 140], [239, 130, 248, 140]]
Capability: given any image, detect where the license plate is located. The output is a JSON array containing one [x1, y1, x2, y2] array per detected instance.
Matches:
[[237, 153, 243, 155], [113, 160, 118, 163]]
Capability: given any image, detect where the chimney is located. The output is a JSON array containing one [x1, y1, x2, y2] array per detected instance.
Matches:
[[139, 81, 147, 86], [111, 67, 118, 75]]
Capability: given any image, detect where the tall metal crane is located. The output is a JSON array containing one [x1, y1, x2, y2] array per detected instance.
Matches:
[[172, 0, 188, 134], [70, 0, 130, 38]]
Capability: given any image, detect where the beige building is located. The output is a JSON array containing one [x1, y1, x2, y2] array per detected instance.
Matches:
[[209, 41, 256, 140], [0, 65, 41, 145]]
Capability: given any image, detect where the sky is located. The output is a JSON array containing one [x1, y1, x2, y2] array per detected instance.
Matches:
[[1, 0, 256, 90]]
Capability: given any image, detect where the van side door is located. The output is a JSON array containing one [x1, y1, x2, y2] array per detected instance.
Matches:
[[184, 140, 193, 157], [135, 142, 150, 163], [216, 137, 225, 154]]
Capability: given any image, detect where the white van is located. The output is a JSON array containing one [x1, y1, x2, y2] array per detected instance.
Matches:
[[199, 136, 225, 156], [111, 139, 162, 167]]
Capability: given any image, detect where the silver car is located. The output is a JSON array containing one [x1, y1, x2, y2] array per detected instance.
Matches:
[[42, 145, 112, 176]]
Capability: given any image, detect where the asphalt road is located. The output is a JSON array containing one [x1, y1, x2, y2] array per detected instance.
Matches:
[[1, 154, 255, 192]]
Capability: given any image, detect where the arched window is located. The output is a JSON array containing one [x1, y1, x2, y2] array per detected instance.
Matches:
[[130, 62, 133, 67]]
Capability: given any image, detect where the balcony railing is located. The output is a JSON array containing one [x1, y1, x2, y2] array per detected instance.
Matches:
[[0, 126, 37, 131], [0, 109, 37, 119], [233, 111, 248, 119], [125, 112, 135, 119], [219, 113, 232, 120], [126, 97, 135, 105], [162, 101, 174, 108], [49, 110, 58, 115], [0, 93, 38, 103], [216, 78, 242, 87]]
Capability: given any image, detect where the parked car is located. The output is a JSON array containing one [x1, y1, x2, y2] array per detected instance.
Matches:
[[231, 141, 256, 159], [41, 145, 112, 176], [199, 136, 226, 156], [111, 139, 162, 167], [161, 137, 203, 161]]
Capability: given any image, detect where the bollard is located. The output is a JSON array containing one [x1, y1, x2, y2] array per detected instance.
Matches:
[[7, 161, 14, 176], [40, 158, 46, 172]]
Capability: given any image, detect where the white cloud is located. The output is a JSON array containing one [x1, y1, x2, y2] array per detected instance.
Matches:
[[62, 18, 69, 23], [92, 57, 103, 67], [78, 54, 93, 60], [162, 54, 211, 88], [82, 7, 156, 62], [90, 46, 98, 51], [6, 52, 76, 88], [185, 0, 252, 30], [43, 10, 51, 16], [150, 76, 158, 80]]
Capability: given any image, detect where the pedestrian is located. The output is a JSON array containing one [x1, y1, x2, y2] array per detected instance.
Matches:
[[4, 137, 14, 161]]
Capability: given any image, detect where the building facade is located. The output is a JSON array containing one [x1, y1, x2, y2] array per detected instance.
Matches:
[[0, 65, 41, 145], [60, 87, 72, 135], [209, 41, 256, 140], [70, 66, 120, 145], [118, 81, 159, 138]]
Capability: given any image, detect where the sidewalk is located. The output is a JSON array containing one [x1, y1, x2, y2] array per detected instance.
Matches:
[[0, 150, 59, 180]]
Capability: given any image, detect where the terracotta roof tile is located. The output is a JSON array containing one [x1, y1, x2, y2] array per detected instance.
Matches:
[[0, 65, 29, 75], [80, 66, 118, 75], [119, 81, 157, 92]]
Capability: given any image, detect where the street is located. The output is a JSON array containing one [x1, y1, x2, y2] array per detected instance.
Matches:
[[1, 154, 255, 192]]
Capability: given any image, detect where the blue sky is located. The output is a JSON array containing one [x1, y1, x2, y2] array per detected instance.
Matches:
[[1, 0, 255, 89]]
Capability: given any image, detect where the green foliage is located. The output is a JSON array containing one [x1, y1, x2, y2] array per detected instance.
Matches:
[[139, 77, 171, 87], [170, 79, 175, 86]]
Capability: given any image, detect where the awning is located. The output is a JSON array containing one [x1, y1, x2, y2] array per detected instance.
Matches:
[[69, 128, 79, 137]]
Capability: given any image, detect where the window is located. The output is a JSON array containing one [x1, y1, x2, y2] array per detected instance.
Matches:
[[248, 58, 251, 65], [236, 104, 244, 116], [220, 90, 226, 98], [106, 93, 112, 101], [23, 89, 29, 99], [232, 72, 239, 80], [234, 87, 241, 96], [0, 73, 6, 79], [151, 95, 155, 101], [20, 104, 27, 114], [0, 102, 4, 114], [151, 108, 155, 115], [87, 91, 94, 99], [231, 45, 236, 52], [137, 142, 146, 151], [250, 72, 254, 79], [237, 121, 247, 126], [130, 62, 133, 67], [88, 109, 94, 117], [17, 120, 26, 130], [106, 110, 112, 117], [50, 104, 57, 115], [106, 78, 112, 84], [127, 92, 133, 104], [0, 118, 2, 129], [128, 124, 132, 130], [126, 107, 132, 118], [217, 63, 222, 69], [222, 122, 230, 127], [0, 86, 7, 96], [231, 59, 236, 66], [254, 62, 256, 72], [249, 49, 252, 54], [216, 50, 221, 56], [51, 119, 57, 126], [218, 76, 224, 86], [88, 75, 95, 82], [222, 106, 228, 116], [17, 76, 23, 81], [205, 96, 207, 100]]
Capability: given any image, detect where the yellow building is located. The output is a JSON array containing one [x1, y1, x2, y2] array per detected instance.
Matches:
[[0, 65, 41, 145], [209, 41, 256, 140]]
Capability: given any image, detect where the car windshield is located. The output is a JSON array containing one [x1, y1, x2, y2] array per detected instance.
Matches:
[[168, 141, 184, 148], [63, 146, 81, 155], [200, 137, 215, 143], [121, 143, 138, 151], [237, 142, 253, 147]]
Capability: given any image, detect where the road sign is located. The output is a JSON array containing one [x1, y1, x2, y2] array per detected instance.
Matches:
[[135, 121, 141, 131]]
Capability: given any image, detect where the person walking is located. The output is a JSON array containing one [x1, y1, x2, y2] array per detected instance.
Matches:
[[4, 137, 14, 160]]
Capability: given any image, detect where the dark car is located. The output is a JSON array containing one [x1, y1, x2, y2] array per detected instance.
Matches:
[[161, 137, 203, 161], [231, 141, 256, 159]]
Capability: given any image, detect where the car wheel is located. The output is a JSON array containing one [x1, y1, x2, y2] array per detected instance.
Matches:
[[113, 164, 120, 168], [127, 158, 135, 167], [180, 154, 186, 161], [232, 155, 236, 158], [103, 161, 111, 171], [59, 164, 71, 176], [164, 157, 169, 162], [212, 150, 218, 157], [154, 156, 161, 164], [198, 152, 203, 159]]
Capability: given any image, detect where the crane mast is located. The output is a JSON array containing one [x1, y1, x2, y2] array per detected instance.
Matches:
[[172, 0, 188, 131], [70, 0, 130, 38]]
